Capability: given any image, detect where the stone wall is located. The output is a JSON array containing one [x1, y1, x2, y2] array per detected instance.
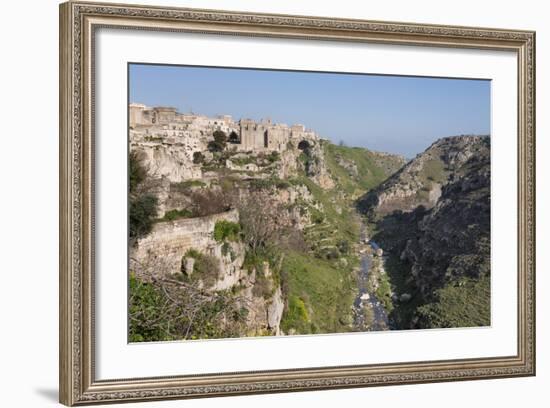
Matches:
[[130, 209, 239, 280]]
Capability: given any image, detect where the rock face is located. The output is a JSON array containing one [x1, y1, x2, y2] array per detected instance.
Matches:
[[134, 142, 203, 182], [359, 135, 489, 216], [401, 145, 491, 295], [301, 141, 335, 189]]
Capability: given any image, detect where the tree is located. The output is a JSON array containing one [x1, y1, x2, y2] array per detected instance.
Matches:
[[236, 190, 292, 254], [129, 193, 158, 238], [129, 150, 147, 193], [208, 130, 227, 152], [128, 150, 158, 239]]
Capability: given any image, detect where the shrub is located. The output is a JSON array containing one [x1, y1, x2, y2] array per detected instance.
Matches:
[[129, 193, 158, 238], [183, 249, 220, 287], [129, 273, 249, 342], [128, 274, 171, 342], [281, 295, 310, 333], [267, 151, 280, 163], [337, 239, 350, 255], [252, 271, 273, 299], [170, 180, 206, 192], [213, 220, 241, 242], [192, 151, 205, 164], [162, 208, 192, 221], [275, 179, 291, 189], [221, 242, 236, 261], [188, 189, 232, 217], [249, 178, 272, 190]]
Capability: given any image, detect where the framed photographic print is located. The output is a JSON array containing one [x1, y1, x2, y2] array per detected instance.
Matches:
[[59, 1, 536, 405]]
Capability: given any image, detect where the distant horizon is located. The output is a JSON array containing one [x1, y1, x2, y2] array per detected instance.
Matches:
[[129, 100, 489, 159], [129, 64, 491, 157]]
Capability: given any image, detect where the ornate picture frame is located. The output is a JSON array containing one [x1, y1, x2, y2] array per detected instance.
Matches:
[[59, 1, 535, 405]]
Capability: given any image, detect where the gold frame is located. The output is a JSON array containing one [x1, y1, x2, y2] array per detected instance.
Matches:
[[59, 1, 536, 405]]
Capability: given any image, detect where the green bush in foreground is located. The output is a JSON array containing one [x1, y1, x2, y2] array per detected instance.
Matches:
[[129, 274, 249, 342]]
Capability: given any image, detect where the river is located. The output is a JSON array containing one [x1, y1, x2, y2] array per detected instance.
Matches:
[[352, 222, 390, 331]]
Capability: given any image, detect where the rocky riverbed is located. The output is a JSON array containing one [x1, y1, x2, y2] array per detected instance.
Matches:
[[352, 222, 390, 331]]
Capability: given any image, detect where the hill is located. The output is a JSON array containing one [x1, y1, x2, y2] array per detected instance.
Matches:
[[358, 135, 491, 329]]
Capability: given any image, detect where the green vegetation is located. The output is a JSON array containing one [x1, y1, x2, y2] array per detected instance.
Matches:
[[267, 151, 280, 163], [129, 273, 173, 342], [323, 142, 403, 197], [144, 135, 164, 143], [292, 175, 360, 258], [252, 267, 276, 300], [193, 151, 205, 164], [248, 177, 291, 191], [129, 151, 147, 192], [221, 242, 237, 261], [416, 274, 491, 328], [280, 251, 355, 334], [280, 295, 310, 333], [129, 151, 158, 239], [161, 208, 192, 221], [375, 274, 393, 313], [230, 156, 254, 166], [130, 194, 158, 238], [422, 158, 447, 183], [182, 249, 220, 287], [207, 130, 227, 152], [213, 220, 241, 242], [129, 273, 249, 342], [170, 179, 206, 191]]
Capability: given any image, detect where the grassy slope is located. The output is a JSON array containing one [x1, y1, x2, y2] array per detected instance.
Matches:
[[323, 143, 404, 197], [416, 274, 491, 328], [280, 251, 356, 334]]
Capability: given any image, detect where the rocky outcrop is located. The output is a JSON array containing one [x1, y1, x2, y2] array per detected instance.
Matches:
[[301, 142, 335, 190], [131, 139, 203, 183], [359, 135, 489, 217]]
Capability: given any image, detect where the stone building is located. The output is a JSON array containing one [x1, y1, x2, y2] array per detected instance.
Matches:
[[129, 103, 320, 155]]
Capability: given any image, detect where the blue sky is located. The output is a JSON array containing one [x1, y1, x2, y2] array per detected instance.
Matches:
[[129, 64, 490, 158]]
